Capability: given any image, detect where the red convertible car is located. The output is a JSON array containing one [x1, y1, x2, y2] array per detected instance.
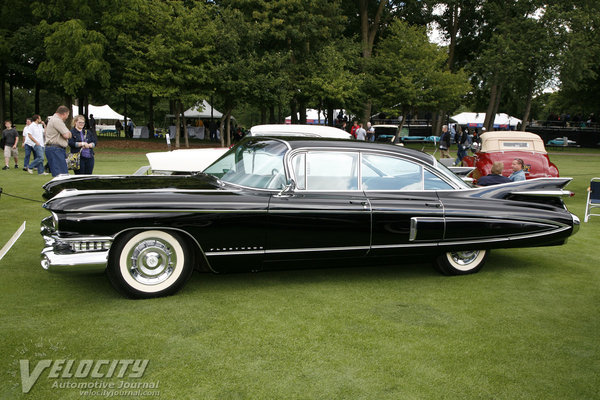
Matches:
[[463, 131, 559, 182]]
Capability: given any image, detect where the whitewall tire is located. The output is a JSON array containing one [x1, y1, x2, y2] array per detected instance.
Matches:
[[107, 230, 193, 298], [435, 249, 489, 275]]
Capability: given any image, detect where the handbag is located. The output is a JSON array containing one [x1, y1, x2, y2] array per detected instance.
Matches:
[[67, 152, 81, 170]]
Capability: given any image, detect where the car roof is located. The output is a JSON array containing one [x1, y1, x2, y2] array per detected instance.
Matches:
[[248, 124, 352, 139], [252, 136, 435, 166], [480, 131, 547, 153]]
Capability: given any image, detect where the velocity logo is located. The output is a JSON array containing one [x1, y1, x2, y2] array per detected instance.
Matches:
[[19, 359, 149, 393]]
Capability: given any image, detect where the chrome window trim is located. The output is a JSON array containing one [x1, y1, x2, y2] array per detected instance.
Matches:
[[285, 147, 462, 193]]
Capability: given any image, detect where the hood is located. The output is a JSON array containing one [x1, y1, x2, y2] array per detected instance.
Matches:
[[42, 173, 220, 200]]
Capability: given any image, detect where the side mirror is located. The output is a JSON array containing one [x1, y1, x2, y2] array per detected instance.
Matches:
[[277, 179, 296, 196]]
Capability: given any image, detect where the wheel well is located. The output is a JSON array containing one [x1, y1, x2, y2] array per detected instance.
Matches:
[[110, 228, 213, 273]]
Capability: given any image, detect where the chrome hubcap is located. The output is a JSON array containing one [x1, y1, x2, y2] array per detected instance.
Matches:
[[128, 239, 176, 285], [450, 250, 480, 266]]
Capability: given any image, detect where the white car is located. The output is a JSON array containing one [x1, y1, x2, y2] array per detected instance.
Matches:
[[147, 124, 351, 173]]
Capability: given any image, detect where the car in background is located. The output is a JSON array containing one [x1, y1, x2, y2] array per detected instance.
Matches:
[[463, 131, 559, 182], [372, 124, 404, 143], [41, 135, 578, 298]]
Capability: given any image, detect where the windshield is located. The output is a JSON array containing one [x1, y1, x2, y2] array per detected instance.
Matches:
[[434, 160, 471, 189], [203, 139, 288, 189]]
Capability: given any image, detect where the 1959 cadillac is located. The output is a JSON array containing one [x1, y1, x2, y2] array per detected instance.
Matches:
[[40, 132, 579, 298]]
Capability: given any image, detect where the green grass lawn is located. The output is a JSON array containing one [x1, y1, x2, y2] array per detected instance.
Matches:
[[0, 144, 598, 399]]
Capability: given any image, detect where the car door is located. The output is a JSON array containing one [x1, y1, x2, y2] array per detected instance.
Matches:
[[361, 152, 449, 256], [266, 150, 371, 263]]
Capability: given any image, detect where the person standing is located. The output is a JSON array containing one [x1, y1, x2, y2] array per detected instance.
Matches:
[[2, 120, 19, 170], [27, 114, 48, 175], [68, 115, 98, 175], [355, 123, 367, 140], [509, 158, 526, 182], [115, 120, 122, 137], [88, 114, 96, 133], [22, 118, 33, 170], [454, 127, 468, 166], [367, 122, 375, 142], [350, 121, 359, 139], [45, 105, 72, 176], [439, 124, 451, 159]]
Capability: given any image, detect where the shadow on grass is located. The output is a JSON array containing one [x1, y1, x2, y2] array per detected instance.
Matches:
[[42, 249, 540, 300]]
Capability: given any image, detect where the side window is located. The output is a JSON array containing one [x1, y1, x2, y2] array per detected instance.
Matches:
[[424, 169, 452, 190], [303, 152, 359, 190], [291, 153, 306, 190], [361, 154, 423, 190]]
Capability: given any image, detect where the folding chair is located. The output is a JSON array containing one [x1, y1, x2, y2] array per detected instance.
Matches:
[[584, 177, 600, 222]]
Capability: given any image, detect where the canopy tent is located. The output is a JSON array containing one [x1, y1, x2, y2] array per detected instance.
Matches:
[[285, 109, 346, 125], [450, 112, 521, 129], [166, 100, 224, 119], [72, 104, 127, 121]]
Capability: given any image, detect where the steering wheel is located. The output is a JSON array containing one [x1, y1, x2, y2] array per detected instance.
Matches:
[[267, 169, 286, 189]]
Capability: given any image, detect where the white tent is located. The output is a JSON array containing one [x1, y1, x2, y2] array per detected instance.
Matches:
[[178, 100, 223, 119], [450, 112, 521, 129], [72, 104, 126, 121], [285, 109, 345, 125]]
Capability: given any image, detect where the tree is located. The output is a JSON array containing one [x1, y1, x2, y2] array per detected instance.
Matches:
[[117, 0, 216, 147], [370, 20, 470, 138]]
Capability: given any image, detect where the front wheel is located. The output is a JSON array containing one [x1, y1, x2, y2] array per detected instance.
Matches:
[[107, 230, 193, 298], [435, 249, 489, 275]]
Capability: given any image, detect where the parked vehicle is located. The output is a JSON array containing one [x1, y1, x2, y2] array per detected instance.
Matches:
[[40, 130, 578, 298], [463, 131, 559, 182]]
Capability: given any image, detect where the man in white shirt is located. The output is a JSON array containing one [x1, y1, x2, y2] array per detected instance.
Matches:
[[22, 118, 33, 170], [355, 123, 367, 141], [28, 114, 48, 175]]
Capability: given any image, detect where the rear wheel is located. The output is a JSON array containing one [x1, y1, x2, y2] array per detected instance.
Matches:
[[435, 249, 489, 275], [107, 230, 193, 298]]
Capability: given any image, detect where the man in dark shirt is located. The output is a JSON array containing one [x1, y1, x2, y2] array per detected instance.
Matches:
[[2, 119, 19, 169], [477, 161, 511, 186]]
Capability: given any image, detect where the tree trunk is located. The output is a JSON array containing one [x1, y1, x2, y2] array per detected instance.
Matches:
[[0, 75, 4, 121], [34, 81, 40, 114], [299, 101, 307, 124], [490, 84, 503, 130], [447, 4, 459, 71], [483, 81, 498, 132], [290, 99, 298, 124], [182, 104, 189, 148], [226, 110, 232, 148], [358, 0, 386, 128], [175, 100, 181, 148], [148, 95, 155, 138], [260, 106, 267, 124], [64, 94, 73, 128], [219, 116, 225, 148], [327, 104, 334, 126], [395, 110, 408, 141], [9, 78, 14, 122], [269, 105, 275, 124], [123, 94, 128, 139], [521, 80, 534, 129]]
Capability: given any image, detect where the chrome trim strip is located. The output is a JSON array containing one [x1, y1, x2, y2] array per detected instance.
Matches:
[[205, 250, 265, 256], [510, 190, 573, 197], [265, 245, 369, 254], [51, 187, 240, 200], [440, 225, 572, 246], [61, 209, 269, 214], [371, 242, 434, 249]]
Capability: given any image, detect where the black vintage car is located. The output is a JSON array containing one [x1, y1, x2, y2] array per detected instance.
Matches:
[[41, 136, 579, 298]]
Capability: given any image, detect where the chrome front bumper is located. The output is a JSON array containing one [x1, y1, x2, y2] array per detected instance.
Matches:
[[40, 216, 112, 270]]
